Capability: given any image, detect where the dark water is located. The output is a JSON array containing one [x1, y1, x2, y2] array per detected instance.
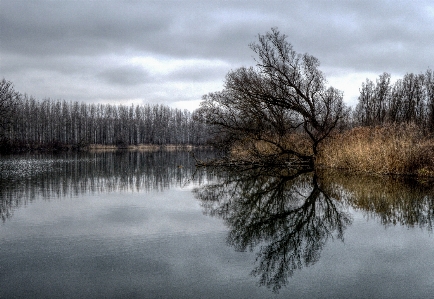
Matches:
[[1, 151, 433, 298]]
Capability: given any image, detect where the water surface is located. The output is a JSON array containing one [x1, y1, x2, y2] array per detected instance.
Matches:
[[1, 151, 433, 298]]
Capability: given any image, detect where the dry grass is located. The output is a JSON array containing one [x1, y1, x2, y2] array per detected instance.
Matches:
[[317, 123, 434, 176], [229, 134, 313, 163], [87, 144, 208, 152], [230, 140, 280, 161], [224, 124, 434, 177], [162, 144, 202, 151], [87, 144, 119, 151]]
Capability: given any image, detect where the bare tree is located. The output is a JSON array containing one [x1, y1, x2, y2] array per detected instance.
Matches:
[[426, 69, 434, 132], [355, 73, 391, 126], [374, 72, 391, 124], [355, 78, 375, 126], [354, 70, 434, 133], [0, 79, 19, 134], [199, 28, 346, 163]]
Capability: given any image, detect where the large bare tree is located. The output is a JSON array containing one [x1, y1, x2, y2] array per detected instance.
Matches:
[[199, 28, 346, 164]]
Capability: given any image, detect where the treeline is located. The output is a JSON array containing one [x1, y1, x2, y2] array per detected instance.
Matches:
[[0, 79, 209, 152], [318, 69, 434, 176], [353, 69, 434, 132]]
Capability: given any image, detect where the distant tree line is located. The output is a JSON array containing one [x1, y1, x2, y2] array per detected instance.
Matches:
[[353, 70, 434, 132], [0, 79, 209, 152]]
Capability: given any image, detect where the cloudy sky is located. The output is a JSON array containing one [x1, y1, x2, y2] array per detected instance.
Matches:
[[1, 0, 433, 110]]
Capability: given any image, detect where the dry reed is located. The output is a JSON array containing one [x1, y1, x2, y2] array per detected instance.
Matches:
[[230, 134, 312, 163], [317, 123, 434, 176]]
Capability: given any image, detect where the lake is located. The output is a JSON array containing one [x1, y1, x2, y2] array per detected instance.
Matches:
[[1, 151, 433, 298]]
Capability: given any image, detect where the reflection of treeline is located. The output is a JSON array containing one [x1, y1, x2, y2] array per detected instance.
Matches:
[[0, 79, 209, 153], [320, 169, 434, 230], [0, 150, 214, 221]]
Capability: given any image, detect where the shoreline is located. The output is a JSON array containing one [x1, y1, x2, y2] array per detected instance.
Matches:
[[0, 143, 213, 154], [87, 144, 212, 152]]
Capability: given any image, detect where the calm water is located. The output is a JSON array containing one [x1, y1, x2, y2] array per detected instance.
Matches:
[[1, 151, 434, 298]]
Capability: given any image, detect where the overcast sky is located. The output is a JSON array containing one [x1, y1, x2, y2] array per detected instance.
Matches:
[[1, 0, 433, 110]]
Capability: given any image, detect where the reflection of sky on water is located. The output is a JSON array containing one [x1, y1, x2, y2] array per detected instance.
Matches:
[[2, 190, 220, 238], [1, 187, 264, 298], [314, 214, 434, 298]]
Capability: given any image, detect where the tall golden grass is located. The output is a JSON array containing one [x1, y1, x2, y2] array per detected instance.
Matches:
[[230, 134, 312, 163], [317, 123, 434, 176]]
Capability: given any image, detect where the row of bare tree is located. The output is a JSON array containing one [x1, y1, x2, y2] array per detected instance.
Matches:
[[0, 79, 209, 152], [353, 70, 434, 131]]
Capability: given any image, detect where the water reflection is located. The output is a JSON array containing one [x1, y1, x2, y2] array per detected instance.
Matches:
[[2, 152, 434, 294], [194, 166, 434, 291], [320, 170, 434, 230], [194, 166, 351, 291], [0, 150, 213, 221]]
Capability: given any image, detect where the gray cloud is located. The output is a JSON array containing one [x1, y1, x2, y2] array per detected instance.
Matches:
[[1, 0, 433, 108], [98, 65, 150, 86], [166, 63, 229, 82]]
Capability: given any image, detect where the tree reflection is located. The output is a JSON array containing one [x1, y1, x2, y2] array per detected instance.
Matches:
[[0, 150, 214, 221], [195, 166, 434, 291], [194, 166, 352, 292]]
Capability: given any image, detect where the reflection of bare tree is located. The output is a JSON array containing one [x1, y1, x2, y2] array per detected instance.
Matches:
[[194, 166, 352, 292]]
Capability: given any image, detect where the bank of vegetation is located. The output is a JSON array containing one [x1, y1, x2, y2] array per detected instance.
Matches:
[[317, 124, 434, 176], [196, 28, 434, 176], [317, 69, 434, 176]]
